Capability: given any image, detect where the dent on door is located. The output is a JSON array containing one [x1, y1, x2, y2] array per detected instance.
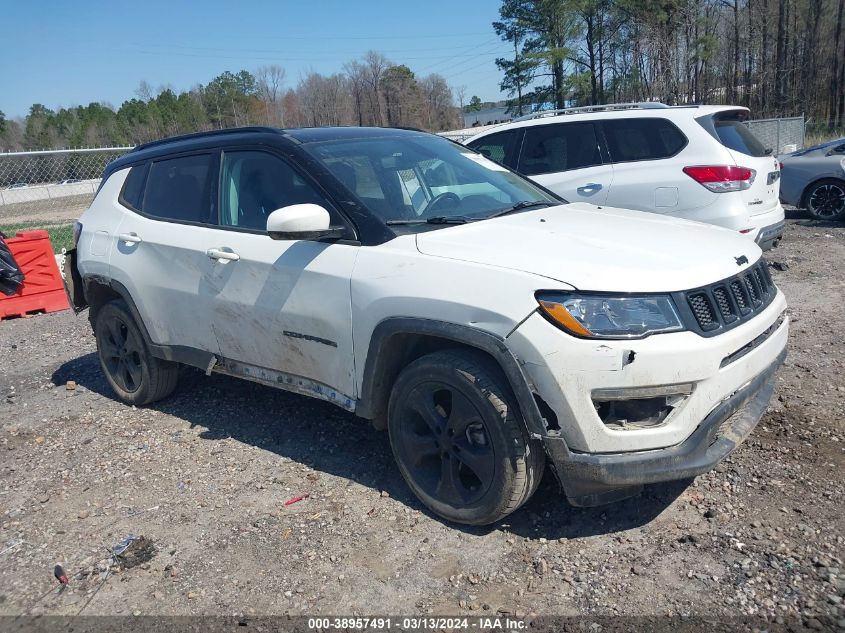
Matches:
[[202, 234, 359, 401]]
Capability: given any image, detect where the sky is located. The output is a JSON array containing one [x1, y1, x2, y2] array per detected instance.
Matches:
[[0, 0, 511, 120]]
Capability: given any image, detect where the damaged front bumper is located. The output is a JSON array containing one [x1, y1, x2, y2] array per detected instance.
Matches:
[[543, 347, 786, 507]]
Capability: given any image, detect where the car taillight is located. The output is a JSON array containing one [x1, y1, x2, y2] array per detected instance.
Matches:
[[73, 221, 83, 247], [779, 162, 784, 170], [682, 165, 756, 193]]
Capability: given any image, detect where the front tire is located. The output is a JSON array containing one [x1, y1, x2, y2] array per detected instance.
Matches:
[[804, 178, 845, 220], [94, 299, 179, 405], [387, 350, 545, 525]]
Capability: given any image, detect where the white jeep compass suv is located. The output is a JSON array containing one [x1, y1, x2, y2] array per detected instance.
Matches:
[[65, 126, 788, 525], [465, 103, 785, 250]]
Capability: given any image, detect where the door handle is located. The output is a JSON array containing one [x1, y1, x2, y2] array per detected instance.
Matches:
[[577, 183, 603, 195], [118, 232, 142, 245], [206, 248, 240, 262]]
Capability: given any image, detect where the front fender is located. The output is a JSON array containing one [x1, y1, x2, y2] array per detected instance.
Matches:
[[356, 316, 549, 439]]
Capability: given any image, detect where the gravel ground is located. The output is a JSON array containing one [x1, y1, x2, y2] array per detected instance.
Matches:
[[0, 214, 843, 630]]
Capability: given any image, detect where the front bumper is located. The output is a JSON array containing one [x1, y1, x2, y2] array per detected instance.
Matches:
[[507, 292, 788, 453], [543, 347, 786, 507]]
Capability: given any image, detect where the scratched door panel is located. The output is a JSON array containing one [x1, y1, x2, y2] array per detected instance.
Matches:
[[205, 231, 359, 399]]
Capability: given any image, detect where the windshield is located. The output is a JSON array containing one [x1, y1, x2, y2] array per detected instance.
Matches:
[[303, 134, 561, 228]]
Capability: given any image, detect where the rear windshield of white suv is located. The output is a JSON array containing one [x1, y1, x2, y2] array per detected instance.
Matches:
[[707, 115, 769, 157]]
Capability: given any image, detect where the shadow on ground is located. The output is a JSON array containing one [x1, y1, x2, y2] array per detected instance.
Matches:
[[53, 352, 687, 539], [784, 207, 844, 226]]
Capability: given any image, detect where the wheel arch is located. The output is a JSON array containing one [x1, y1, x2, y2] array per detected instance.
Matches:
[[82, 274, 214, 371], [356, 317, 549, 438]]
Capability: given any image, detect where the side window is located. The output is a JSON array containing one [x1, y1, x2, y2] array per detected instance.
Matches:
[[602, 118, 687, 163], [519, 122, 602, 176], [466, 130, 522, 169], [220, 151, 333, 231], [119, 164, 148, 211], [142, 154, 214, 223]]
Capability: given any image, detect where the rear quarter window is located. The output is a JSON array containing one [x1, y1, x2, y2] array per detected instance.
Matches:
[[119, 164, 148, 211], [142, 154, 215, 224], [602, 118, 687, 163]]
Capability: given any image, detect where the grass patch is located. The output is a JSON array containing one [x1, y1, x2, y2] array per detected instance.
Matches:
[[0, 221, 75, 253]]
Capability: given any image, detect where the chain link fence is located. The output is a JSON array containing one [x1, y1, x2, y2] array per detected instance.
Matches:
[[0, 147, 131, 253], [0, 116, 807, 254], [743, 115, 805, 154]]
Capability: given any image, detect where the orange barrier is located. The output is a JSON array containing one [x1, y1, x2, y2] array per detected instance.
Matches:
[[0, 230, 70, 319]]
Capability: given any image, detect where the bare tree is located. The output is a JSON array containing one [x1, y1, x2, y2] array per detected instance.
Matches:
[[256, 65, 286, 126], [135, 80, 154, 102], [362, 51, 390, 126]]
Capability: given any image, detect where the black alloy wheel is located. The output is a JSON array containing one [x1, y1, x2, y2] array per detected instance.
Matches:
[[805, 179, 845, 220]]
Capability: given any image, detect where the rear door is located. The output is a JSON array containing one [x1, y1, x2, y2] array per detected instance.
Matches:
[[517, 121, 613, 204], [709, 111, 781, 218], [109, 153, 222, 355], [600, 117, 690, 213]]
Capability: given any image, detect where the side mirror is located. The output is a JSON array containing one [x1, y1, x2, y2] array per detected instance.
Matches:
[[266, 204, 345, 241]]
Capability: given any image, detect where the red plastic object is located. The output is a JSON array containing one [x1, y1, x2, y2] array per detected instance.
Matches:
[[0, 230, 69, 319], [284, 493, 310, 506]]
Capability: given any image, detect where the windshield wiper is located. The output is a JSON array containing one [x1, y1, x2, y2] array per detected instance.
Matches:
[[486, 200, 555, 219], [385, 215, 477, 226]]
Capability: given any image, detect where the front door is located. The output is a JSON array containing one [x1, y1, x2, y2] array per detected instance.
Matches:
[[518, 121, 614, 205], [202, 149, 359, 399]]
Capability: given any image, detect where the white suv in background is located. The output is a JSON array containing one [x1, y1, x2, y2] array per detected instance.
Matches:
[[465, 103, 785, 250]]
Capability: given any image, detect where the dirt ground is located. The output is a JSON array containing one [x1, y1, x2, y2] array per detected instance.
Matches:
[[0, 212, 843, 629], [0, 194, 92, 225]]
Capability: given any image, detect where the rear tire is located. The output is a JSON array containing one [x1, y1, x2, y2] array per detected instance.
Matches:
[[387, 349, 545, 525], [94, 299, 179, 405], [803, 178, 845, 220]]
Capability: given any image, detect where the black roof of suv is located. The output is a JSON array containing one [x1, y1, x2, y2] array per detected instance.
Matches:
[[103, 126, 436, 186]]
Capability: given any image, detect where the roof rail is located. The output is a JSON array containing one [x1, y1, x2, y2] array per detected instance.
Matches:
[[132, 126, 282, 152], [512, 102, 670, 122]]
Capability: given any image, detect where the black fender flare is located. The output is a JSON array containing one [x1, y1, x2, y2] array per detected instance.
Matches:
[[356, 317, 550, 439], [83, 274, 215, 371]]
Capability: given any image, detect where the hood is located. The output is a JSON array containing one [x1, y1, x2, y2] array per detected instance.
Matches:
[[415, 203, 762, 293], [781, 138, 845, 159]]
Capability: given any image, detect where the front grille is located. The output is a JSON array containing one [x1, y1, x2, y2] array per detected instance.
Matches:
[[688, 293, 717, 329], [730, 279, 748, 311], [682, 259, 776, 336], [712, 286, 736, 322]]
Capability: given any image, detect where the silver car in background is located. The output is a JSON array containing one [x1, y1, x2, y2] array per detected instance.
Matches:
[[779, 138, 845, 220]]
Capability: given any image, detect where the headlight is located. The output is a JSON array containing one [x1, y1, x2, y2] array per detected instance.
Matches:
[[536, 292, 684, 339]]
